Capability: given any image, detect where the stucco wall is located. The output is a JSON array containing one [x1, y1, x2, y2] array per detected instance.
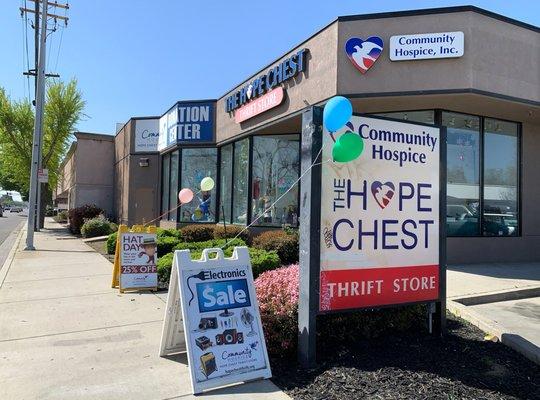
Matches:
[[337, 11, 540, 103], [215, 22, 338, 143]]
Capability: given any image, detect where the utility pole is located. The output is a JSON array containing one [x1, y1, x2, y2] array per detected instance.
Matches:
[[21, 0, 69, 248], [25, 0, 48, 250]]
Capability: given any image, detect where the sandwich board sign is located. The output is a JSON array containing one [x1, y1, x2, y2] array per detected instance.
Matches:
[[298, 108, 446, 366], [159, 247, 272, 394], [111, 225, 158, 293]]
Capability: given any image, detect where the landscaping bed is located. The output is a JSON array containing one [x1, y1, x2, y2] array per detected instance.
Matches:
[[270, 314, 540, 400]]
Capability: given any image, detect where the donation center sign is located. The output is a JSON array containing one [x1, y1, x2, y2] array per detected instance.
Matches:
[[158, 101, 215, 151], [390, 31, 464, 61], [134, 118, 159, 152], [320, 115, 441, 311]]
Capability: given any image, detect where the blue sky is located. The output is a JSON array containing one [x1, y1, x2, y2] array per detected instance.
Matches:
[[1, 1, 538, 134]]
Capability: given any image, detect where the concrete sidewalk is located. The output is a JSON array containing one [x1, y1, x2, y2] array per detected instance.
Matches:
[[447, 263, 540, 364], [0, 219, 289, 400]]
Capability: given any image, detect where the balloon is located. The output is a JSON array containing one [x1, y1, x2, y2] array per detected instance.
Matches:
[[332, 131, 364, 163], [323, 96, 353, 132], [178, 188, 194, 204], [200, 177, 215, 191]]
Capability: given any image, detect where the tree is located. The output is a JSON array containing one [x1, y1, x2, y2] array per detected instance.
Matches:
[[0, 79, 85, 220]]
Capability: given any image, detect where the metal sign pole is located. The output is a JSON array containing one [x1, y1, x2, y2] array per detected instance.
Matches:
[[434, 126, 447, 335], [298, 106, 323, 368]]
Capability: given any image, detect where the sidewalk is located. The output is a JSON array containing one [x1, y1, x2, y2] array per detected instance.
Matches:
[[447, 263, 540, 364], [0, 219, 289, 400]]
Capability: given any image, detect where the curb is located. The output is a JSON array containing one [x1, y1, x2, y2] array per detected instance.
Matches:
[[82, 235, 110, 243], [0, 222, 26, 289], [449, 286, 540, 306], [447, 299, 540, 365]]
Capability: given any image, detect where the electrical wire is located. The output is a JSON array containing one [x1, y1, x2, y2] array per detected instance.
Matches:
[[21, 0, 32, 102]]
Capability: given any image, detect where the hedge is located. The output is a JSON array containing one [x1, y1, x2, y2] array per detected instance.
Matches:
[[173, 238, 246, 253], [213, 224, 251, 244], [252, 230, 299, 264], [68, 204, 103, 234], [180, 224, 215, 242], [156, 246, 279, 285], [157, 236, 181, 256], [157, 228, 182, 240], [106, 232, 118, 255], [81, 216, 116, 238]]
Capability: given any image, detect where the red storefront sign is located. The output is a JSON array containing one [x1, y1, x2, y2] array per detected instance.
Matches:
[[234, 87, 284, 123], [319, 265, 439, 311]]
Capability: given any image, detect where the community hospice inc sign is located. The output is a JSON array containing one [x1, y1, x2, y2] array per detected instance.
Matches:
[[389, 31, 464, 61], [319, 115, 441, 311]]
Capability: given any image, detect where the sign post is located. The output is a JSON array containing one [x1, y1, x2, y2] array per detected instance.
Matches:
[[160, 247, 272, 394], [298, 107, 446, 367]]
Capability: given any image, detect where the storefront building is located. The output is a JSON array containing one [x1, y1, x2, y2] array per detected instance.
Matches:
[[158, 6, 539, 264], [114, 117, 160, 225]]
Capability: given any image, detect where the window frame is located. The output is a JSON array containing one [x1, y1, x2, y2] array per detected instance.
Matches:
[[373, 108, 522, 237]]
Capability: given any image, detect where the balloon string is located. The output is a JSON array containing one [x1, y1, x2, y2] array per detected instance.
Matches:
[[143, 190, 202, 227], [220, 143, 329, 250], [329, 132, 336, 143]]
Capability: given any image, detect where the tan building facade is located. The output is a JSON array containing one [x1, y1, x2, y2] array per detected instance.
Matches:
[[114, 117, 160, 226], [55, 132, 115, 215], [158, 6, 539, 264]]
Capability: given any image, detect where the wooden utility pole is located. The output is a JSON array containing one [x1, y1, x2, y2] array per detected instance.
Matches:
[[21, 0, 69, 249]]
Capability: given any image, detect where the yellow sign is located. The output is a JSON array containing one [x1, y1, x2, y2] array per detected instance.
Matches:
[[112, 224, 158, 293]]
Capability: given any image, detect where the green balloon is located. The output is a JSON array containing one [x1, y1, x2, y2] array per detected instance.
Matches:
[[332, 131, 364, 163]]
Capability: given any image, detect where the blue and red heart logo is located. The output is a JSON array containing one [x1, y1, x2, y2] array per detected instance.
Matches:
[[345, 36, 383, 74], [371, 181, 395, 209]]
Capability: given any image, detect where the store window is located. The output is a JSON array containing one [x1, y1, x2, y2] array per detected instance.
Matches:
[[219, 144, 233, 224], [483, 119, 519, 236], [232, 139, 249, 224], [180, 148, 217, 223], [168, 150, 179, 222], [161, 153, 170, 219], [251, 135, 300, 226], [443, 112, 481, 236]]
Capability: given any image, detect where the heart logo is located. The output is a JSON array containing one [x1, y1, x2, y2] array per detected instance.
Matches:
[[371, 181, 395, 209], [345, 36, 384, 74]]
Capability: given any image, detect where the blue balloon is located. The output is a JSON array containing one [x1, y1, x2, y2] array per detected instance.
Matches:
[[323, 96, 353, 132]]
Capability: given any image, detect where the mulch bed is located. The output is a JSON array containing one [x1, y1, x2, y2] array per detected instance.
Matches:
[[271, 315, 540, 400], [86, 240, 115, 263]]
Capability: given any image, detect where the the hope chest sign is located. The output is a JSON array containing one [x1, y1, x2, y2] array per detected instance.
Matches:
[[320, 115, 441, 311]]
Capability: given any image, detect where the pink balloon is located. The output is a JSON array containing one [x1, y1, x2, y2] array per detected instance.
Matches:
[[178, 188, 194, 204]]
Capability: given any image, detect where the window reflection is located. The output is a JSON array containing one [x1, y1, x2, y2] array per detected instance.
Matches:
[[161, 154, 170, 219], [483, 119, 518, 236], [219, 145, 233, 224], [373, 110, 434, 125], [180, 148, 217, 222], [251, 135, 300, 227], [169, 150, 179, 222], [443, 112, 481, 236], [232, 139, 249, 224]]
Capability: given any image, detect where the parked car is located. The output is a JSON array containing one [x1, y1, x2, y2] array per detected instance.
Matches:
[[10, 206, 23, 213], [3, 205, 10, 212], [0, 205, 3, 217]]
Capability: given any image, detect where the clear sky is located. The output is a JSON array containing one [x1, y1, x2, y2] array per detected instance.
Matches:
[[1, 0, 538, 134]]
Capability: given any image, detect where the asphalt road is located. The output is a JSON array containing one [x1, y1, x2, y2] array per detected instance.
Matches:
[[0, 211, 25, 272]]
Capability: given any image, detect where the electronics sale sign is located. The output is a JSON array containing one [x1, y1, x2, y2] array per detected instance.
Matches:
[[175, 247, 271, 394], [320, 115, 441, 312]]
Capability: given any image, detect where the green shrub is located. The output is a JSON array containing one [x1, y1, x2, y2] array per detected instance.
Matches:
[[68, 204, 103, 234], [180, 224, 215, 242], [249, 248, 280, 278], [106, 232, 118, 255], [174, 238, 246, 253], [81, 216, 116, 238], [157, 228, 182, 240], [213, 224, 251, 244], [53, 210, 68, 223], [157, 252, 174, 284], [252, 230, 299, 264], [157, 236, 181, 256]]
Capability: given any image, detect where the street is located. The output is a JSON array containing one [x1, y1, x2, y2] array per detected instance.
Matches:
[[0, 211, 25, 272]]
